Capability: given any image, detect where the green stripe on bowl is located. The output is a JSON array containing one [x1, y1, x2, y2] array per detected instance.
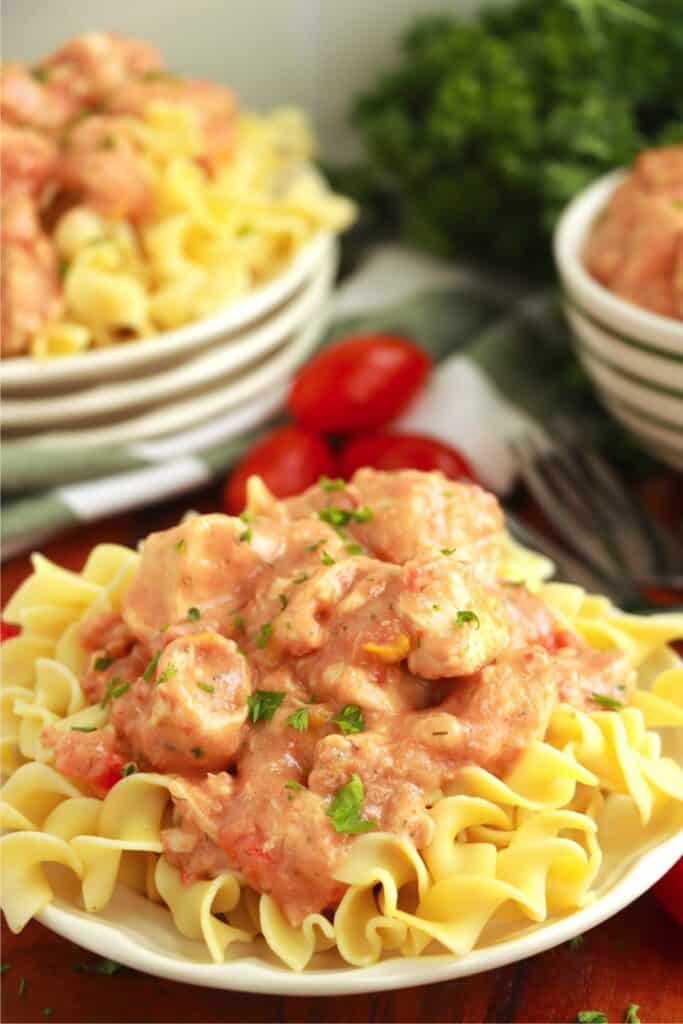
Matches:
[[563, 294, 683, 363], [599, 386, 683, 435], [573, 334, 683, 399], [602, 393, 683, 450]]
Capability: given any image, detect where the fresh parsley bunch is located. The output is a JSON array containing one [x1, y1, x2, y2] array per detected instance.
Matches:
[[342, 0, 683, 278]]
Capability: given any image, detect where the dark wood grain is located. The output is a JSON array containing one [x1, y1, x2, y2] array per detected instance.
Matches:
[[2, 477, 682, 1024]]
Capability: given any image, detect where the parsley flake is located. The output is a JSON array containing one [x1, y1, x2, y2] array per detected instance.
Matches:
[[187, 606, 200, 621], [239, 528, 252, 543], [247, 689, 284, 723], [285, 780, 304, 800], [0, 965, 9, 974], [576, 1013, 607, 1024], [624, 1005, 640, 1024], [327, 774, 377, 834], [441, 547, 457, 556], [156, 662, 177, 685], [286, 708, 309, 732], [18, 976, 26, 996], [321, 550, 336, 566], [71, 726, 97, 733], [175, 538, 186, 554], [318, 505, 373, 529], [111, 680, 130, 699], [197, 681, 215, 694], [305, 540, 322, 552], [279, 593, 288, 610], [255, 623, 272, 649], [73, 957, 124, 976], [569, 935, 584, 951], [143, 651, 160, 681], [454, 610, 480, 629], [240, 511, 254, 523], [121, 763, 137, 778], [232, 614, 245, 632], [319, 476, 345, 492], [42, 1010, 53, 1018], [293, 572, 310, 584], [31, 66, 50, 83], [333, 704, 365, 735], [345, 543, 363, 555], [191, 746, 203, 759], [591, 692, 623, 711], [94, 655, 114, 671]]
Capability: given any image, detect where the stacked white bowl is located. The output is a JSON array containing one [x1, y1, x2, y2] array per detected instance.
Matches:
[[1, 232, 337, 451], [554, 170, 683, 470]]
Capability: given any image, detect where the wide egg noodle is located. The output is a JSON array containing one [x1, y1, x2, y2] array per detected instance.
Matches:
[[0, 547, 682, 970]]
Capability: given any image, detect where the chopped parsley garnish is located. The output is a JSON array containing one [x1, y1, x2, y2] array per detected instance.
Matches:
[[175, 538, 186, 554], [441, 547, 457, 556], [432, 604, 441, 611], [576, 1014, 607, 1024], [319, 476, 345, 492], [333, 704, 365, 735], [326, 774, 377, 834], [319, 505, 373, 528], [42, 1010, 54, 1018], [353, 504, 373, 523], [293, 572, 310, 584], [569, 935, 584, 951], [591, 693, 624, 711], [31, 66, 50, 82], [232, 614, 245, 632], [305, 541, 322, 552], [71, 726, 97, 733], [247, 689, 284, 722], [454, 610, 480, 629], [624, 1005, 640, 1024], [197, 681, 215, 694], [286, 708, 309, 732], [345, 543, 363, 555], [255, 623, 272, 649], [111, 679, 130, 699], [121, 763, 137, 778], [156, 662, 177, 686], [94, 656, 114, 671], [240, 511, 253, 522], [99, 135, 115, 150], [58, 259, 70, 280], [239, 528, 252, 543], [0, 965, 9, 974], [73, 957, 124, 976], [191, 747, 203, 759], [187, 606, 201, 621], [143, 651, 161, 681], [279, 593, 288, 610], [321, 550, 336, 566], [18, 976, 26, 996], [285, 780, 304, 800]]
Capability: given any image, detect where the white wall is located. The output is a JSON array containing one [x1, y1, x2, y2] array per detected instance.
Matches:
[[3, 0, 487, 158]]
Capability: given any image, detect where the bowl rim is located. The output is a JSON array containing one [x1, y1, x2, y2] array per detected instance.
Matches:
[[0, 231, 333, 389], [553, 168, 683, 353]]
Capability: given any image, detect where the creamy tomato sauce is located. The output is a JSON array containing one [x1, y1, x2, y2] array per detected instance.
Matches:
[[583, 145, 683, 320], [44, 469, 635, 924]]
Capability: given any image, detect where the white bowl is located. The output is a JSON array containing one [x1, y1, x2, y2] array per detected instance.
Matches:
[[553, 170, 683, 470], [0, 231, 333, 394], [2, 239, 336, 430]]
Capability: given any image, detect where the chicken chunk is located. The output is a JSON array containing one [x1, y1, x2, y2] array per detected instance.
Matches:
[[42, 32, 162, 104], [0, 62, 81, 131], [111, 632, 251, 773], [0, 123, 58, 201]]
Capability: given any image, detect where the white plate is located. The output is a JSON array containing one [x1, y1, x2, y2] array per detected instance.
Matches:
[[9, 295, 332, 449], [37, 824, 683, 996], [0, 232, 333, 393], [2, 241, 336, 429]]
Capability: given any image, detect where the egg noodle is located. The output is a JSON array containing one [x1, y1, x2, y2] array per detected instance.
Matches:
[[2, 534, 682, 970], [32, 106, 355, 358]]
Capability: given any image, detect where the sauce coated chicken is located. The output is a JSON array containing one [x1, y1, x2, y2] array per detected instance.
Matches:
[[44, 470, 635, 924]]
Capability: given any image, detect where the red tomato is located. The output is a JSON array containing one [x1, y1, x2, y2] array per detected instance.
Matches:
[[288, 333, 431, 432], [339, 431, 477, 483], [654, 857, 683, 926], [223, 426, 337, 515], [1, 621, 20, 641]]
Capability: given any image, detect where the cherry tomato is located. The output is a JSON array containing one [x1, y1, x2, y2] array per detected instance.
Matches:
[[223, 426, 337, 515], [1, 621, 20, 642], [339, 431, 477, 483], [288, 333, 431, 432], [653, 857, 683, 926]]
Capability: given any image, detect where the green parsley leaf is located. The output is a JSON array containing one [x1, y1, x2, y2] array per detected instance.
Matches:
[[42, 1009, 53, 1017], [319, 476, 345, 492], [255, 623, 272, 649], [109, 679, 129, 699], [239, 528, 252, 543], [239, 511, 254, 522], [73, 957, 124, 976], [321, 550, 336, 565], [31, 66, 50, 83], [333, 704, 365, 735], [143, 651, 161, 681], [94, 656, 114, 671], [345, 543, 363, 555], [326, 774, 377, 834], [577, 1013, 607, 1023], [232, 614, 245, 632], [191, 746, 203, 758], [156, 662, 177, 685], [247, 689, 285, 723], [441, 547, 457, 556], [591, 692, 623, 711], [71, 726, 97, 733], [175, 538, 186, 554], [432, 603, 441, 611], [454, 610, 480, 629], [293, 572, 310, 584], [305, 540, 323, 552], [18, 976, 26, 996], [279, 593, 288, 610], [285, 780, 304, 800], [569, 935, 584, 951], [197, 681, 215, 694], [352, 504, 373, 523], [624, 1005, 640, 1024], [121, 763, 137, 778], [286, 708, 309, 732], [0, 964, 9, 974], [318, 505, 373, 528], [187, 606, 200, 621]]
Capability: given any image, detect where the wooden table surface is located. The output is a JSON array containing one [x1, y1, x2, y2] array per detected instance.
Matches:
[[2, 479, 682, 1024]]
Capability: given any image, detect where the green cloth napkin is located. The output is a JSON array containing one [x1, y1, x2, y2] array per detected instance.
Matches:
[[1, 244, 647, 560]]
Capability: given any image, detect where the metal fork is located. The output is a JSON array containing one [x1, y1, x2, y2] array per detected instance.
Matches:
[[507, 421, 683, 610]]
